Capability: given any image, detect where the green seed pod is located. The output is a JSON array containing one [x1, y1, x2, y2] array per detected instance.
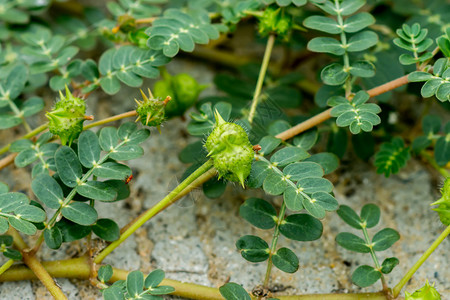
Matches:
[[431, 178, 450, 226], [135, 88, 170, 130], [405, 281, 441, 300], [128, 28, 149, 48], [153, 71, 207, 118], [205, 111, 254, 187], [46, 86, 87, 146]]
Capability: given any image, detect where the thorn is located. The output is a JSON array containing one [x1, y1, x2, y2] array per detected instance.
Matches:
[[134, 99, 141, 106], [64, 85, 72, 97], [135, 116, 141, 123], [147, 88, 154, 99], [157, 126, 161, 134], [214, 109, 226, 126], [237, 171, 246, 188], [146, 113, 151, 126], [140, 89, 149, 102], [206, 148, 219, 157], [58, 90, 64, 101]]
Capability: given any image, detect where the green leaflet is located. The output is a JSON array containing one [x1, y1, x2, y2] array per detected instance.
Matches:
[[352, 265, 382, 287], [236, 235, 270, 262], [239, 198, 277, 230], [374, 137, 411, 177], [61, 202, 97, 226], [77, 181, 118, 202], [219, 283, 251, 300], [78, 130, 101, 168], [394, 23, 433, 66], [92, 219, 120, 242], [409, 58, 450, 102], [336, 232, 371, 253], [146, 9, 219, 57], [329, 91, 381, 134], [272, 247, 299, 273], [98, 265, 113, 283], [55, 146, 82, 188], [97, 46, 168, 94], [279, 214, 323, 241], [336, 203, 400, 288]]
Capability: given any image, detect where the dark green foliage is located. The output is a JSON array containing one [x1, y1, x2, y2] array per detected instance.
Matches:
[[0, 235, 22, 260], [25, 123, 150, 249], [248, 146, 338, 219], [394, 23, 434, 65], [305, 0, 377, 86], [146, 9, 220, 57], [0, 182, 46, 236], [272, 247, 299, 273], [336, 204, 400, 288], [239, 198, 277, 229], [381, 257, 400, 274], [409, 58, 450, 102], [328, 91, 381, 134], [100, 268, 174, 300], [412, 115, 450, 167], [374, 137, 411, 177], [98, 265, 113, 283], [236, 235, 270, 262], [219, 283, 251, 300], [351, 265, 382, 287]]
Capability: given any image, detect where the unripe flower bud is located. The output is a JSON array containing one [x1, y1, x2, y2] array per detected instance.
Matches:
[[405, 281, 441, 300], [258, 6, 292, 39], [205, 110, 254, 187], [46, 86, 87, 146]]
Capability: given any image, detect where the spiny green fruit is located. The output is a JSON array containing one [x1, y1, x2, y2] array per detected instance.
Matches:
[[431, 178, 450, 226], [153, 72, 207, 118], [46, 86, 87, 146], [258, 6, 292, 39], [205, 111, 254, 187], [135, 88, 170, 131], [405, 281, 441, 300]]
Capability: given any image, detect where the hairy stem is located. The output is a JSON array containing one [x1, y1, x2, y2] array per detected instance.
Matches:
[[275, 74, 409, 141], [262, 202, 287, 289], [83, 110, 137, 130], [248, 34, 276, 125], [94, 160, 215, 263], [8, 228, 67, 300], [0, 256, 388, 299], [392, 225, 450, 298]]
